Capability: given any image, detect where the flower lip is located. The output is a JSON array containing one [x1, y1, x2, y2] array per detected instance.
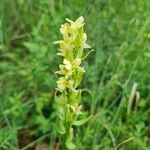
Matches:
[[57, 77, 74, 92]]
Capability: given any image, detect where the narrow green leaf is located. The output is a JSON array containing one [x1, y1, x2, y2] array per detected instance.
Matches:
[[72, 115, 93, 126], [66, 141, 76, 150], [144, 52, 150, 58], [57, 121, 66, 134], [65, 128, 76, 150]]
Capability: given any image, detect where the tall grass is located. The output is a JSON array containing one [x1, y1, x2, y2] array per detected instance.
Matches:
[[0, 0, 150, 149]]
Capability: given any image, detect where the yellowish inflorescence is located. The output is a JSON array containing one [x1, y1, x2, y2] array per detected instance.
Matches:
[[54, 16, 92, 149], [55, 16, 90, 93]]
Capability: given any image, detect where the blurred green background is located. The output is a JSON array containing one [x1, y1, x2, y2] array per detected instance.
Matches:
[[0, 0, 150, 149]]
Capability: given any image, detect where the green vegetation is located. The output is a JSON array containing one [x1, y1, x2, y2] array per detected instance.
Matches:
[[0, 0, 150, 149]]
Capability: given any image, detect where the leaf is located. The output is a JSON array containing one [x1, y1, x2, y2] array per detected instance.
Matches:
[[72, 115, 93, 126], [23, 42, 39, 53], [55, 92, 68, 104], [35, 115, 50, 133], [74, 70, 84, 88], [23, 42, 47, 57], [0, 20, 3, 45], [144, 52, 150, 58], [65, 128, 76, 150], [69, 90, 81, 105], [57, 121, 66, 134], [66, 141, 76, 150]]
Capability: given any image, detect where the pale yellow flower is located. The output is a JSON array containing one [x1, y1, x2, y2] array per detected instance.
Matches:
[[60, 23, 76, 43], [56, 64, 73, 77], [60, 23, 74, 35], [63, 59, 72, 70], [56, 58, 85, 79], [54, 40, 71, 51], [70, 105, 82, 114], [57, 77, 74, 91], [63, 58, 85, 73], [54, 40, 74, 56], [66, 16, 84, 29], [56, 59, 73, 78]]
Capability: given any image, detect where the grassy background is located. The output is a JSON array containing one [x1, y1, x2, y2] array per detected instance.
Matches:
[[0, 0, 150, 149]]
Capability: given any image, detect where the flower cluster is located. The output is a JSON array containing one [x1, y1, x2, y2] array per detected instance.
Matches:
[[54, 16, 91, 150], [55, 16, 90, 92]]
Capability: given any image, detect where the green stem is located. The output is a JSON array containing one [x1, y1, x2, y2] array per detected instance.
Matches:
[[62, 99, 71, 150], [62, 122, 70, 150]]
